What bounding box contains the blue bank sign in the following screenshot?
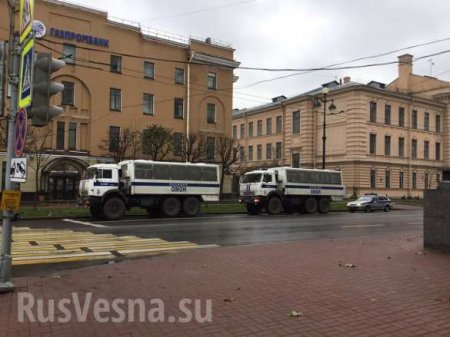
[50,28,109,48]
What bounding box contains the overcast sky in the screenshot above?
[64,0,450,110]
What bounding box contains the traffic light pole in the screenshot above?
[0,6,20,293]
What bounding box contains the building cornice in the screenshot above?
[190,52,240,69]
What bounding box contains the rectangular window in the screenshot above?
[174,98,184,119]
[110,55,122,73]
[385,170,391,189]
[276,116,282,133]
[412,110,418,129]
[240,147,245,162]
[266,143,272,160]
[369,134,377,154]
[68,122,77,150]
[424,141,429,160]
[266,118,272,135]
[248,145,253,161]
[61,81,74,105]
[370,169,376,188]
[257,120,263,136]
[173,133,183,156]
[207,103,216,123]
[143,93,154,115]
[276,142,282,160]
[292,110,300,134]
[398,137,405,157]
[175,68,185,84]
[292,153,300,168]
[412,172,417,189]
[384,135,391,156]
[398,107,405,127]
[370,101,377,123]
[240,124,245,139]
[207,72,217,89]
[248,122,254,137]
[144,62,154,79]
[384,105,391,125]
[436,115,441,133]
[63,44,76,64]
[232,125,237,139]
[206,137,215,160]
[437,173,441,184]
[425,173,429,189]
[109,126,120,152]
[424,112,430,131]
[109,88,121,111]
[436,142,441,160]
[257,145,262,160]
[412,139,417,159]
[399,171,404,189]
[56,122,65,150]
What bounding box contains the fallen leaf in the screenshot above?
[289,310,303,318]
[235,287,241,291]
[201,264,210,269]
[369,298,377,302]
[224,298,235,303]
[387,256,391,260]
[345,263,356,268]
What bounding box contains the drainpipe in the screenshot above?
[407,97,413,198]
[186,52,194,147]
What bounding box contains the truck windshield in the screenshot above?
[83,168,97,180]
[241,173,262,183]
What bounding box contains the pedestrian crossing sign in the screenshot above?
[19,0,34,43]
[18,38,34,108]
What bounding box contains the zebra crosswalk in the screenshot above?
[0,226,216,266]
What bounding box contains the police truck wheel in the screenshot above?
[161,197,181,217]
[103,198,126,220]
[304,197,318,214]
[318,197,331,214]
[183,197,200,217]
[267,197,282,215]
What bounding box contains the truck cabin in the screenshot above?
[82,166,117,183]
[241,171,276,184]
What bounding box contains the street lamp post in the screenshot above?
[318,87,336,169]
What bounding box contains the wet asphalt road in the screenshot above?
[19,209,423,247]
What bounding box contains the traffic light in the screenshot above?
[0,41,5,117]
[31,52,65,127]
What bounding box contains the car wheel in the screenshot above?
[364,205,371,213]
[350,209,355,213]
[384,205,390,212]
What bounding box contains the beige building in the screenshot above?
[0,0,239,200]
[233,54,449,198]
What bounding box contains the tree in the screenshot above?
[215,136,239,198]
[24,125,53,204]
[98,127,140,163]
[180,134,206,163]
[141,124,173,161]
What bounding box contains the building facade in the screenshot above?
[233,55,449,198]
[0,0,239,200]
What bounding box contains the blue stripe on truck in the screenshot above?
[131,182,220,188]
[285,184,345,190]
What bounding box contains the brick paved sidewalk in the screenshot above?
[1,232,450,337]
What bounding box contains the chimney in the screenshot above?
[397,54,413,92]
[205,37,212,44]
[343,76,351,84]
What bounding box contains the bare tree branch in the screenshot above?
[98,127,141,163]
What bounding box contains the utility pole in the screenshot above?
[0,0,20,293]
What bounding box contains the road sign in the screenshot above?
[10,158,28,183]
[32,20,46,39]
[19,0,34,43]
[18,39,34,109]
[15,108,28,157]
[0,190,21,212]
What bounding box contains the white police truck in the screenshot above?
[79,160,220,220]
[239,167,345,215]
